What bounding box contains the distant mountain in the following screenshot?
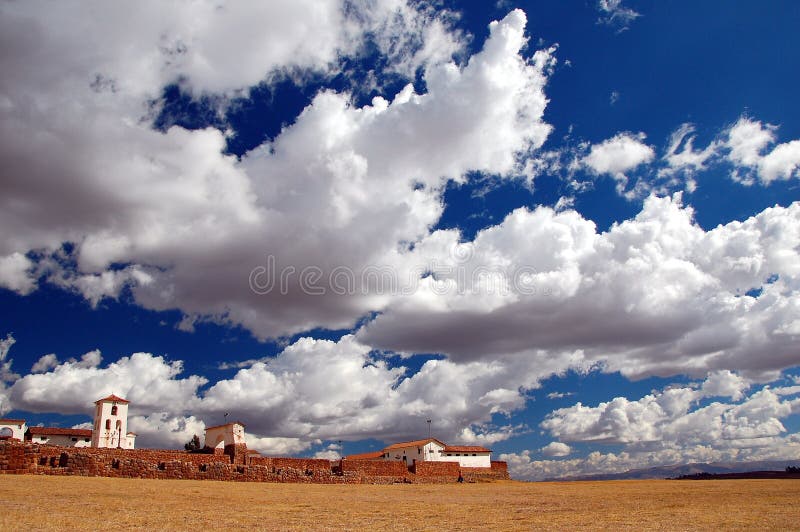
[545,460,800,482]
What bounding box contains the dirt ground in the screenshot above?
[1,475,798,530]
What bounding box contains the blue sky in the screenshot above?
[1,1,800,480]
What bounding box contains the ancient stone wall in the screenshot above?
[0,441,509,484]
[412,460,462,483]
[461,461,510,482]
[339,459,411,484]
[37,445,220,464]
[225,443,249,465]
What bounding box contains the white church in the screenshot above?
[90,394,136,449]
[0,394,136,449]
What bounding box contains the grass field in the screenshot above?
[1,475,798,530]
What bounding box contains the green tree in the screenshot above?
[184,434,201,451]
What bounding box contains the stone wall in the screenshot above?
[461,461,510,482]
[0,441,509,484]
[339,459,411,484]
[37,445,220,464]
[248,457,336,482]
[412,460,462,483]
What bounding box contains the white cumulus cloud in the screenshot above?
[3,335,542,450]
[0,253,36,295]
[9,351,206,416]
[0,6,556,341]
[360,194,800,381]
[583,132,655,197]
[503,372,800,480]
[541,374,799,447]
[0,334,20,415]
[541,441,571,457]
[723,116,800,185]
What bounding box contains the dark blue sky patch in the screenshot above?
[435,176,538,240]
[152,83,226,133]
[690,168,800,230]
[0,285,270,385]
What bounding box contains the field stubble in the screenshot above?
[1,475,798,530]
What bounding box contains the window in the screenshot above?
[111,405,118,416]
[105,419,111,430]
[40,436,46,441]
[71,437,77,442]
[84,438,90,442]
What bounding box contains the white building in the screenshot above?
[438,445,492,468]
[0,419,27,441]
[381,438,447,464]
[204,421,246,450]
[27,427,92,447]
[91,394,136,449]
[348,438,492,468]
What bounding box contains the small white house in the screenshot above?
[381,438,447,464]
[0,419,27,441]
[438,445,492,468]
[355,438,493,468]
[91,394,136,449]
[27,427,92,447]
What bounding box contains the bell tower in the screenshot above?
[92,394,134,449]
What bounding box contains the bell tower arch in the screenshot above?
[92,394,135,449]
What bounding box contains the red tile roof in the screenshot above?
[443,445,491,453]
[344,451,384,460]
[0,419,26,424]
[384,438,446,450]
[28,427,93,437]
[95,394,129,404]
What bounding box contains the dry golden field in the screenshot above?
[1,475,798,530]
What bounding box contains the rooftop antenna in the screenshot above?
[224,412,229,424]
[427,419,432,439]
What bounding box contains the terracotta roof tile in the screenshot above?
[344,451,384,460]
[0,419,26,424]
[384,438,446,450]
[443,445,491,453]
[28,427,93,437]
[95,394,129,404]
